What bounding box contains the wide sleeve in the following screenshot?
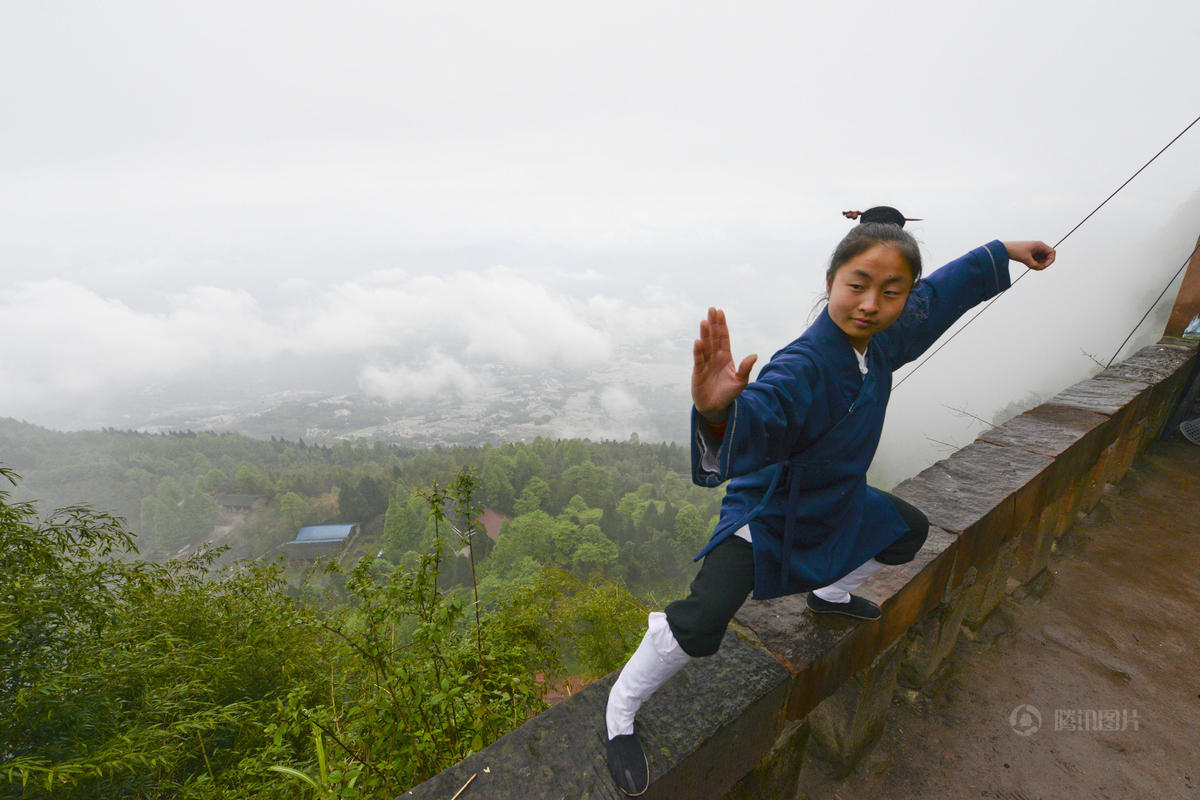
[690,350,818,487]
[875,239,1011,369]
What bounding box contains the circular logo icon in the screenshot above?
[1009,704,1042,736]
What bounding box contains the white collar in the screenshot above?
[853,346,868,375]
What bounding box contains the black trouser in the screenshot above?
[664,491,929,657]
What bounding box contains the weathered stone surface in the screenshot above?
[1108,416,1148,483]
[1049,481,1084,537]
[1099,343,1194,384]
[1101,342,1192,453]
[401,673,622,800]
[897,589,971,689]
[891,462,1006,537]
[1008,566,1055,605]
[804,643,903,774]
[977,404,1113,503]
[1143,377,1188,441]
[978,403,1110,457]
[962,534,1019,629]
[401,630,789,800]
[950,443,1053,537]
[1075,443,1114,514]
[735,526,954,671]
[734,594,844,675]
[737,598,877,723]
[1010,503,1059,585]
[1048,375,1150,419]
[718,720,810,800]
[891,442,1050,591]
[900,441,1051,533]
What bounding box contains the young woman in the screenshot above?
[604,207,1056,796]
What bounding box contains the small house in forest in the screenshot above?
[217,494,262,513]
[286,523,360,560]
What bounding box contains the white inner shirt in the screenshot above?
[853,345,868,375]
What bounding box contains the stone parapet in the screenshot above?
[402,341,1196,800]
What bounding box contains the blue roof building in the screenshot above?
[286,523,360,559]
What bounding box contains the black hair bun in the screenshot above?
[859,206,908,227]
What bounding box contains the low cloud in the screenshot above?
[0,281,279,406]
[357,355,480,402]
[0,267,690,427]
[599,385,642,419]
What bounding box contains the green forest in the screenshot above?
[0,417,724,798]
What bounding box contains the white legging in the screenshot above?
[605,557,884,739]
[810,557,885,603]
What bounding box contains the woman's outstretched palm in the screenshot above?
[692,307,757,423]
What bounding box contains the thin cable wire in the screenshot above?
[892,276,1020,389]
[1052,113,1200,251]
[1104,238,1200,368]
[894,111,1200,391]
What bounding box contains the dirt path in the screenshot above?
[799,439,1200,800]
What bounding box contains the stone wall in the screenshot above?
[402,340,1197,800]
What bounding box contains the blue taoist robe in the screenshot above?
[691,240,1011,600]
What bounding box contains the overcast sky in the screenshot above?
[3,1,1200,479]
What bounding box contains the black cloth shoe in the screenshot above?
[605,730,649,796]
[806,592,881,620]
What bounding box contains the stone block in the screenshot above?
[890,470,1001,594]
[718,720,810,800]
[1144,382,1181,441]
[1099,343,1195,385]
[1056,482,1084,537]
[1076,444,1111,514]
[803,642,903,775]
[739,596,874,725]
[1010,501,1058,586]
[893,440,1050,547]
[735,598,877,724]
[977,403,1111,504]
[1101,344,1196,443]
[890,439,1050,592]
[1048,374,1152,419]
[1030,489,1061,542]
[962,535,1019,629]
[1109,416,1147,483]
[897,587,971,689]
[1009,567,1055,605]
[402,629,789,800]
[1047,376,1151,460]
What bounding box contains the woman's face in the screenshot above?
[825,244,914,351]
